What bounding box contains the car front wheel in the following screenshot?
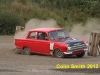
[54,49,65,58]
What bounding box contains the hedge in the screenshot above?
[0,9,21,35]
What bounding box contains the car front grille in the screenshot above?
[68,44,87,51]
[71,44,87,50]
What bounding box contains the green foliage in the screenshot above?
[0,0,100,35]
[0,9,21,35]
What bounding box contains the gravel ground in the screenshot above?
[0,36,100,75]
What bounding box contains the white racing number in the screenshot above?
[50,43,54,54]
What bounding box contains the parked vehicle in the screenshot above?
[14,28,88,58]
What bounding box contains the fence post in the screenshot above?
[88,32,100,56]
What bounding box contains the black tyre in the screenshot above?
[22,47,32,55]
[76,52,85,58]
[54,49,64,58]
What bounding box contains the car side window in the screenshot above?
[37,32,48,40]
[28,32,37,38]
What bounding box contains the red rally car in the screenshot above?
[14,28,88,58]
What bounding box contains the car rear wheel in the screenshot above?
[54,49,64,58]
[76,52,85,58]
[22,47,32,55]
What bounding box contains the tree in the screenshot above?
[0,9,21,35]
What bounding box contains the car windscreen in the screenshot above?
[49,30,69,40]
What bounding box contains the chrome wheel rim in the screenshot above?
[55,50,63,57]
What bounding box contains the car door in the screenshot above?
[35,32,50,54]
[27,31,38,52]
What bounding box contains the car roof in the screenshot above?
[29,28,63,32]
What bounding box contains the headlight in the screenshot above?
[85,41,88,46]
[67,46,72,50]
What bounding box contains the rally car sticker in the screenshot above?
[50,43,54,54]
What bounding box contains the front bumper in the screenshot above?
[64,48,88,55]
[64,52,72,54]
